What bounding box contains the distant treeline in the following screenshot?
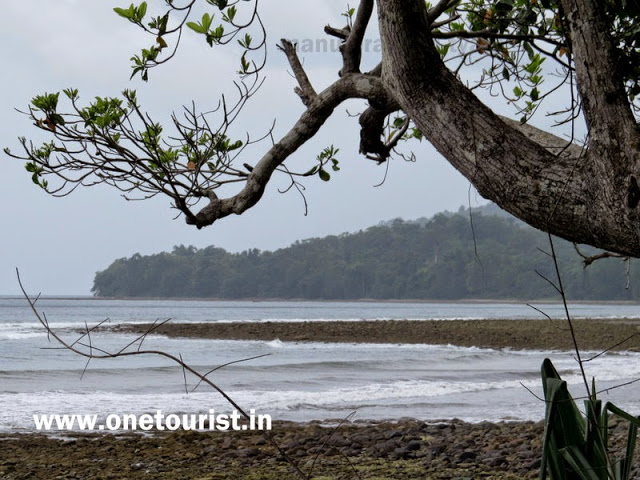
[92,206,639,300]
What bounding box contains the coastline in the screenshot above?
[4,294,640,305]
[3,417,637,479]
[7,316,640,478]
[1,419,545,479]
[116,318,640,351]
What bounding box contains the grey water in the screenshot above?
[1,297,640,432]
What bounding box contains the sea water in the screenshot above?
[1,297,640,432]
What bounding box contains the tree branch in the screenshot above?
[427,0,457,25]
[559,0,638,148]
[376,0,640,256]
[573,244,628,267]
[277,39,318,106]
[339,0,375,75]
[431,29,564,47]
[186,73,394,228]
[17,270,308,479]
[324,25,350,41]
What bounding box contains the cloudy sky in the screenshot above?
[1,1,485,295]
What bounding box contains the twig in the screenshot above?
[547,233,591,396]
[307,411,360,479]
[16,269,307,479]
[573,243,627,267]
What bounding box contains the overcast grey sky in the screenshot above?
[1,1,484,295]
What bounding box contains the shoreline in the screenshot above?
[6,319,640,477]
[4,294,640,305]
[116,318,640,351]
[3,417,636,479]
[0,419,546,479]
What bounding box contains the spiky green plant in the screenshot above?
[540,358,640,480]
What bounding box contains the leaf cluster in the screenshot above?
[541,358,640,480]
[303,145,340,182]
[113,0,265,81]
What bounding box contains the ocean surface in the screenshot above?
[2,297,640,433]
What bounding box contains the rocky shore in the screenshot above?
[4,417,637,479]
[117,318,640,351]
[1,419,547,479]
[5,318,640,479]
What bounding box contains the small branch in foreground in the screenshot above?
[547,233,590,396]
[16,269,307,479]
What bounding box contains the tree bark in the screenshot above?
[376,0,640,257]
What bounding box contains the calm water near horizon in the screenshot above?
[1,298,640,433]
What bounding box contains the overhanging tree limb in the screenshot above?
[377,0,640,257]
[187,71,395,228]
[8,0,640,257]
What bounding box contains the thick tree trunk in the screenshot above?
[377,0,640,257]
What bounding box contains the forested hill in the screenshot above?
[92,205,639,300]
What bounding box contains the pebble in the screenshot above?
[1,418,637,479]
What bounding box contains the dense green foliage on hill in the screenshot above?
[92,206,639,300]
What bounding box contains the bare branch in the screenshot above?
[573,244,628,267]
[427,0,457,25]
[324,25,350,41]
[16,269,307,479]
[339,0,375,75]
[186,72,395,228]
[430,14,460,30]
[277,40,318,106]
[431,29,564,48]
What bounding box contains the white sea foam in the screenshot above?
[2,379,529,431]
[264,339,285,348]
[0,331,47,340]
[213,316,491,323]
[4,300,640,432]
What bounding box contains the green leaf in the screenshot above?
[63,88,79,100]
[318,169,330,181]
[523,41,534,59]
[225,5,237,22]
[50,114,65,126]
[201,12,213,31]
[137,1,147,20]
[228,140,243,151]
[113,5,134,20]
[159,13,169,34]
[32,92,60,113]
[530,88,539,101]
[436,43,450,58]
[186,22,206,34]
[559,446,602,480]
[239,33,252,48]
[207,25,224,45]
[239,52,250,73]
